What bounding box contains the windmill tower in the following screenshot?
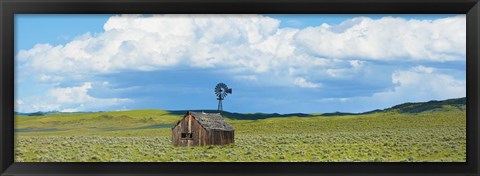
[214,83,232,112]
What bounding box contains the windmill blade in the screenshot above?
[215,84,224,97]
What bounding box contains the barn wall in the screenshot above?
[206,130,234,145]
[192,116,207,146]
[172,114,208,146]
[172,124,182,146]
[173,113,235,146]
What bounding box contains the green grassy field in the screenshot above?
[14,106,466,162]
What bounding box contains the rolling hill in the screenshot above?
[15,97,466,120]
[322,97,466,116]
[383,97,465,113]
[13,97,466,135]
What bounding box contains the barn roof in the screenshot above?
[189,111,234,131]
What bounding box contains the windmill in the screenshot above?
[215,83,232,112]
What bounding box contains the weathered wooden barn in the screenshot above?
[172,111,234,146]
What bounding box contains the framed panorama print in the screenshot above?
[1,0,479,175]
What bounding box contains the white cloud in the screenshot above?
[39,74,64,82]
[352,66,465,110]
[16,83,131,113]
[316,97,350,103]
[15,15,466,112]
[293,77,320,88]
[30,103,61,112]
[14,99,24,112]
[326,69,344,78]
[294,16,465,61]
[15,99,24,105]
[235,75,258,81]
[316,65,465,113]
[413,65,434,73]
[349,60,363,69]
[16,15,465,85]
[285,20,303,27]
[325,59,364,78]
[385,66,465,100]
[49,82,93,104]
[61,108,79,113]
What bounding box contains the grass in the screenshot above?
[14,109,466,162]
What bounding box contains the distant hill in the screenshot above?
[169,97,465,119]
[383,97,466,113]
[322,97,466,116]
[14,111,92,116]
[167,110,314,120]
[14,97,466,134]
[14,111,62,116]
[321,109,383,116]
[15,97,466,119]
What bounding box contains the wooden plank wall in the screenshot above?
[206,130,234,145]
[172,114,234,146]
[173,115,209,146]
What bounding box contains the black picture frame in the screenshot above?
[1,0,479,175]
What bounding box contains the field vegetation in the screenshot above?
[15,103,466,162]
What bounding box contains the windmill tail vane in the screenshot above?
[214,83,232,112]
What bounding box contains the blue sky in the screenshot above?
[14,14,466,113]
